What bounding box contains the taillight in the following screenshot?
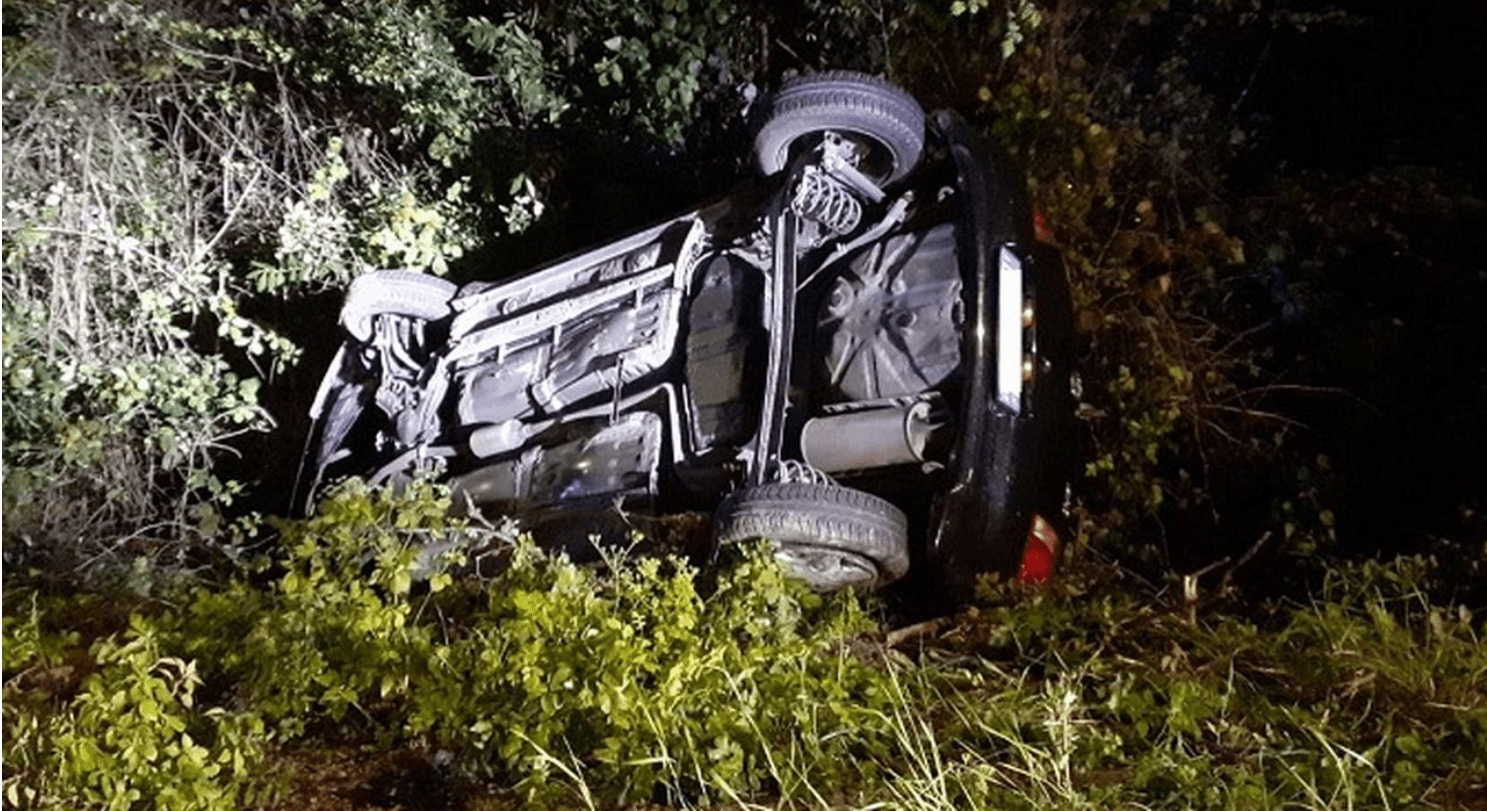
[1018,514,1060,583]
[1033,211,1053,243]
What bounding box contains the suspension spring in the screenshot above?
[791,165,862,235]
[775,458,836,486]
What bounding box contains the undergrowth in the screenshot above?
[5,484,1484,809]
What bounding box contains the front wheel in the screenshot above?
[714,481,910,591]
[754,71,926,186]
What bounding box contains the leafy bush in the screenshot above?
[6,483,1482,808]
[869,552,1487,811]
[1,43,280,570]
[1,0,494,574]
[164,481,902,806]
[3,604,268,810]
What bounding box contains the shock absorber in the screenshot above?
[791,164,862,235]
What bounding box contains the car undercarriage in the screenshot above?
[300,71,1075,598]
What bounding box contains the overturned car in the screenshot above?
[299,71,1075,598]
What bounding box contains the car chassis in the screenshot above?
[300,72,1075,598]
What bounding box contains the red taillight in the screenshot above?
[1018,514,1060,583]
[1033,211,1053,243]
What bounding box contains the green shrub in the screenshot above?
[160,481,900,806]
[6,482,1482,809]
[410,538,892,805]
[0,60,282,568]
[3,605,268,810]
[933,555,1487,809]
[0,1,485,574]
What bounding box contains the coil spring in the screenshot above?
[791,165,861,235]
[776,458,836,486]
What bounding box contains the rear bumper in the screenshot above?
[924,111,1075,598]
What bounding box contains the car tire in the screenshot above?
[754,71,926,185]
[714,481,911,591]
[341,270,457,343]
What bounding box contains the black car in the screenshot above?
[300,71,1075,598]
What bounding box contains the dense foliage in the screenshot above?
[5,483,1484,808]
[4,0,1483,808]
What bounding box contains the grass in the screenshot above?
[4,494,1485,809]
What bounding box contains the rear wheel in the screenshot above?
[754,71,926,186]
[715,481,910,591]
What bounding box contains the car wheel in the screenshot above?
[341,270,457,343]
[754,71,926,185]
[714,481,911,591]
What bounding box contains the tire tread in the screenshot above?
[341,270,457,342]
[754,71,926,183]
[715,481,910,588]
